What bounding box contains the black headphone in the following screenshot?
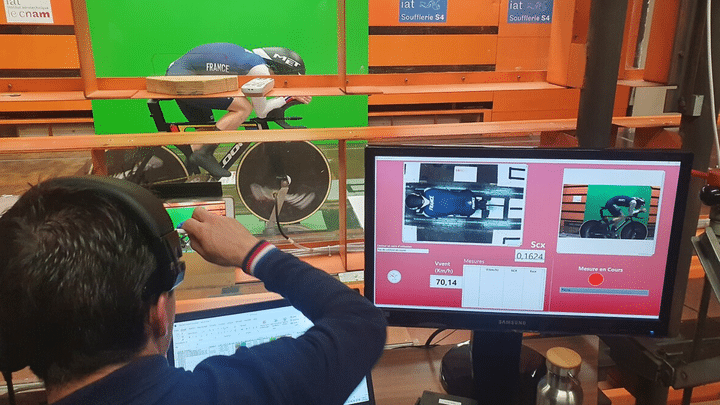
[0,176,185,377]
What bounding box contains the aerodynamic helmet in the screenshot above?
[634,197,646,207]
[405,193,425,209]
[252,47,306,75]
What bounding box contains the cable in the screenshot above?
[708,0,720,167]
[273,194,291,240]
[423,328,448,347]
[273,194,321,253]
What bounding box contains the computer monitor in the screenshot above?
[364,145,693,402]
[168,299,375,405]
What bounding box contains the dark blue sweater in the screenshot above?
[53,246,387,404]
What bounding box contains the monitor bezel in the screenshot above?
[364,145,693,337]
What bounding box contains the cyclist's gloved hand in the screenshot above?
[289,96,312,105]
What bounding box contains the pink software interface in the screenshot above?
[371,155,684,319]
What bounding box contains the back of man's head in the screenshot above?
[0,180,157,387]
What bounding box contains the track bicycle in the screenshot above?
[578,207,649,239]
[102,99,332,227]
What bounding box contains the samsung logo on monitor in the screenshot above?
[499,320,526,326]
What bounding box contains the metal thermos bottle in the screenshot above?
[536,347,584,405]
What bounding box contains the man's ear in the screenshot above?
[148,292,174,339]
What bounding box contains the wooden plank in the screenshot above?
[0,0,74,24]
[369,0,499,26]
[146,76,238,96]
[0,35,79,69]
[369,35,497,66]
[495,36,550,71]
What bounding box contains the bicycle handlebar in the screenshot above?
[249,99,305,129]
[599,207,646,218]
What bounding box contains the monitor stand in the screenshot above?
[440,331,546,404]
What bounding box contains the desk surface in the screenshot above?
[372,332,599,405]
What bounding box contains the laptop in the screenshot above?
[168,299,376,405]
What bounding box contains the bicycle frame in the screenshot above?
[147,98,305,175]
[598,207,646,238]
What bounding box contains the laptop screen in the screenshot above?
[168,299,375,405]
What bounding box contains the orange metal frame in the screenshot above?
[2,0,688,270]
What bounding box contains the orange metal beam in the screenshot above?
[0,35,80,70]
[337,0,347,91]
[0,115,689,154]
[0,119,582,154]
[70,0,97,96]
[338,139,348,270]
[2,73,562,102]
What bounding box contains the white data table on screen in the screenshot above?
[462,265,547,310]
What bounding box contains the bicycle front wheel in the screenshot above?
[103,146,188,186]
[580,220,609,238]
[580,220,601,238]
[620,222,648,240]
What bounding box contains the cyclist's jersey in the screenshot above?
[166,43,265,76]
[603,195,642,216]
[604,195,640,208]
[166,43,286,119]
[419,188,476,217]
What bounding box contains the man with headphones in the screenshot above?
[0,176,386,405]
[165,43,312,178]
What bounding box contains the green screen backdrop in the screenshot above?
[86,0,369,134]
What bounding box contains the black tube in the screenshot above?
[576,0,630,148]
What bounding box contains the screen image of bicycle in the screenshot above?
[556,168,665,257]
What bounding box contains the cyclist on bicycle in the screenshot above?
[405,187,489,218]
[166,42,312,178]
[603,195,646,228]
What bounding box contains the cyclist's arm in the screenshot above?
[244,65,310,118]
[251,96,292,119]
